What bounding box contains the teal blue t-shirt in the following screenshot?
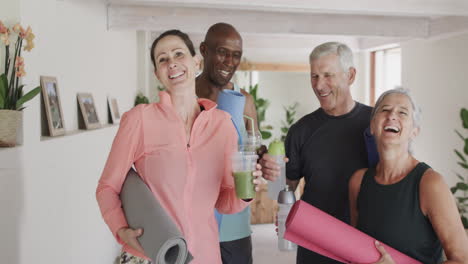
[219,206,252,242]
[218,83,252,242]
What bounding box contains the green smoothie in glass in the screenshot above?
[233,171,255,199]
[231,151,258,199]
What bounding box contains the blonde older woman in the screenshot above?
[96,30,262,264]
[349,88,468,264]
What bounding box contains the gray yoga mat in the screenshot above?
[120,168,193,264]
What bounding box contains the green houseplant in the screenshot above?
[134,92,149,106]
[0,21,41,147]
[247,83,273,140]
[280,102,299,141]
[451,108,468,228]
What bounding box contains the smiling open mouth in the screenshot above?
[384,126,400,133]
[219,70,231,77]
[169,72,184,79]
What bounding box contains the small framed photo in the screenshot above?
[77,93,101,129]
[40,76,65,136]
[107,96,121,124]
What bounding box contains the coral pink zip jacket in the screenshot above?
[96,91,249,263]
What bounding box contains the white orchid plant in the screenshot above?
[0,20,40,110]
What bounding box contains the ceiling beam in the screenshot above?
[108,4,430,38]
[108,0,468,17]
[429,16,468,38]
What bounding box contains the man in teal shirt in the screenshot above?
[196,22,281,264]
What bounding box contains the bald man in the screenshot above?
[196,23,281,264]
[196,23,257,132]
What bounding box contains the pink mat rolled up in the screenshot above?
[284,200,421,264]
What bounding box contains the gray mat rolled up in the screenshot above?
[120,168,193,264]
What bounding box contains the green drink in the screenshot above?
[232,151,258,200]
[233,171,255,199]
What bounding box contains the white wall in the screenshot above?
[256,71,317,145]
[0,1,138,263]
[401,33,468,187]
[353,51,371,105]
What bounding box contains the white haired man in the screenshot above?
[283,42,373,264]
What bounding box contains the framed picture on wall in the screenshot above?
[40,76,66,136]
[107,96,121,124]
[77,93,101,129]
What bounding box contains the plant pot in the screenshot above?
[0,110,23,147]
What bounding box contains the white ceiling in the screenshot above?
[106,0,468,64]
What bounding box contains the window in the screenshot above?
[370,48,401,105]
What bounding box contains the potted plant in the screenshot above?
[280,102,299,141]
[451,108,468,232]
[247,83,273,140]
[134,92,149,106]
[0,21,40,147]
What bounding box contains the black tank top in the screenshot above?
[357,162,442,264]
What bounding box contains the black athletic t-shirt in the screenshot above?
[285,102,372,223]
[285,102,372,264]
[286,102,372,222]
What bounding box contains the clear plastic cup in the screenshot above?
[231,151,258,199]
[239,130,262,153]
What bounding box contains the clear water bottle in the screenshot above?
[277,185,297,251]
[267,140,286,200]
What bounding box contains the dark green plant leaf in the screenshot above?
[134,94,149,106]
[281,102,299,140]
[260,130,272,140]
[16,86,40,109]
[451,186,457,194]
[257,111,266,123]
[462,216,468,229]
[247,84,258,99]
[455,149,467,162]
[0,74,9,108]
[465,138,468,156]
[458,161,468,169]
[0,74,6,102]
[458,197,468,203]
[457,173,465,181]
[256,98,267,106]
[16,84,25,102]
[456,129,464,141]
[456,182,468,191]
[461,108,468,129]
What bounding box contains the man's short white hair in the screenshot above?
[309,42,354,72]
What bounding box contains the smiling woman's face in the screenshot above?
[371,93,419,149]
[153,35,199,95]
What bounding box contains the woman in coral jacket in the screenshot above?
[96,29,262,264]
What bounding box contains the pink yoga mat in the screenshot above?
[284,200,422,264]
